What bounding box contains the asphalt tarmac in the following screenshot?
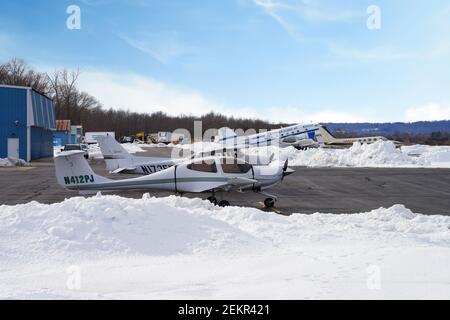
[1,147,449,215]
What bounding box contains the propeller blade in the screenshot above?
[283,159,288,172]
[281,159,294,181]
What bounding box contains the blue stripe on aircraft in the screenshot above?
[219,128,319,142]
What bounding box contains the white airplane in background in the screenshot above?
[97,135,178,174]
[215,123,321,149]
[54,150,294,208]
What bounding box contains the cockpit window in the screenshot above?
[187,161,217,173]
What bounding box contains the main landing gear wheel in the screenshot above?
[264,198,275,208]
[218,200,230,207]
[207,196,217,205]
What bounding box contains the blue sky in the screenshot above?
[1,0,450,123]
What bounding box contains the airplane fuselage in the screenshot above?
[217,123,320,148]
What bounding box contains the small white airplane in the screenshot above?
[54,150,293,208]
[215,123,321,149]
[97,135,275,175]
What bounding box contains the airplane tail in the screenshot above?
[96,135,134,171]
[317,125,336,144]
[54,151,111,190]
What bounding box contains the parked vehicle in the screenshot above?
[85,132,115,144]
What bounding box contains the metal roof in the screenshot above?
[56,120,71,132]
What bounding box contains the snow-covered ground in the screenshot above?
[0,158,30,167]
[242,141,450,168]
[1,195,449,299]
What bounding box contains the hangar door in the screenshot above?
[7,138,20,159]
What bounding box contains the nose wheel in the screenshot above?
[264,198,275,208]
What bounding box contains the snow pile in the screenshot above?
[282,141,429,167]
[0,195,259,263]
[0,157,30,167]
[176,140,450,168]
[402,144,450,167]
[1,195,450,299]
[2,195,449,263]
[242,141,426,167]
[121,143,145,154]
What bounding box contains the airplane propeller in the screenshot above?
[281,159,294,180]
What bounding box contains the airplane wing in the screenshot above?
[110,167,137,174]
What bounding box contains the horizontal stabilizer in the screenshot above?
[111,167,137,174]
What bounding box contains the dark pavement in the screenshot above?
[1,149,449,215]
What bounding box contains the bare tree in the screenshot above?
[1,58,287,137]
[0,58,50,94]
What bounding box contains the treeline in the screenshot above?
[327,122,450,145]
[325,121,450,136]
[0,58,284,137]
[332,130,450,145]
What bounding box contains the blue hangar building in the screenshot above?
[0,84,56,161]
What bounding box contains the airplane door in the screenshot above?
[7,138,19,159]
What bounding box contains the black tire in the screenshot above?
[264,198,275,208]
[218,200,230,207]
[207,196,217,205]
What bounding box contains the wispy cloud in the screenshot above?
[252,0,361,40]
[0,32,12,61]
[120,32,198,64]
[74,68,369,123]
[252,0,300,39]
[328,43,415,62]
[406,103,450,122]
[78,69,221,115]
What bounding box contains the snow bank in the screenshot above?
[282,141,429,167]
[0,158,30,167]
[122,143,145,154]
[174,140,450,168]
[402,144,450,167]
[244,141,450,168]
[1,195,450,299]
[2,195,449,264]
[0,195,261,263]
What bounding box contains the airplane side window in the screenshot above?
[221,163,242,174]
[221,162,252,174]
[238,163,252,173]
[187,161,217,173]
